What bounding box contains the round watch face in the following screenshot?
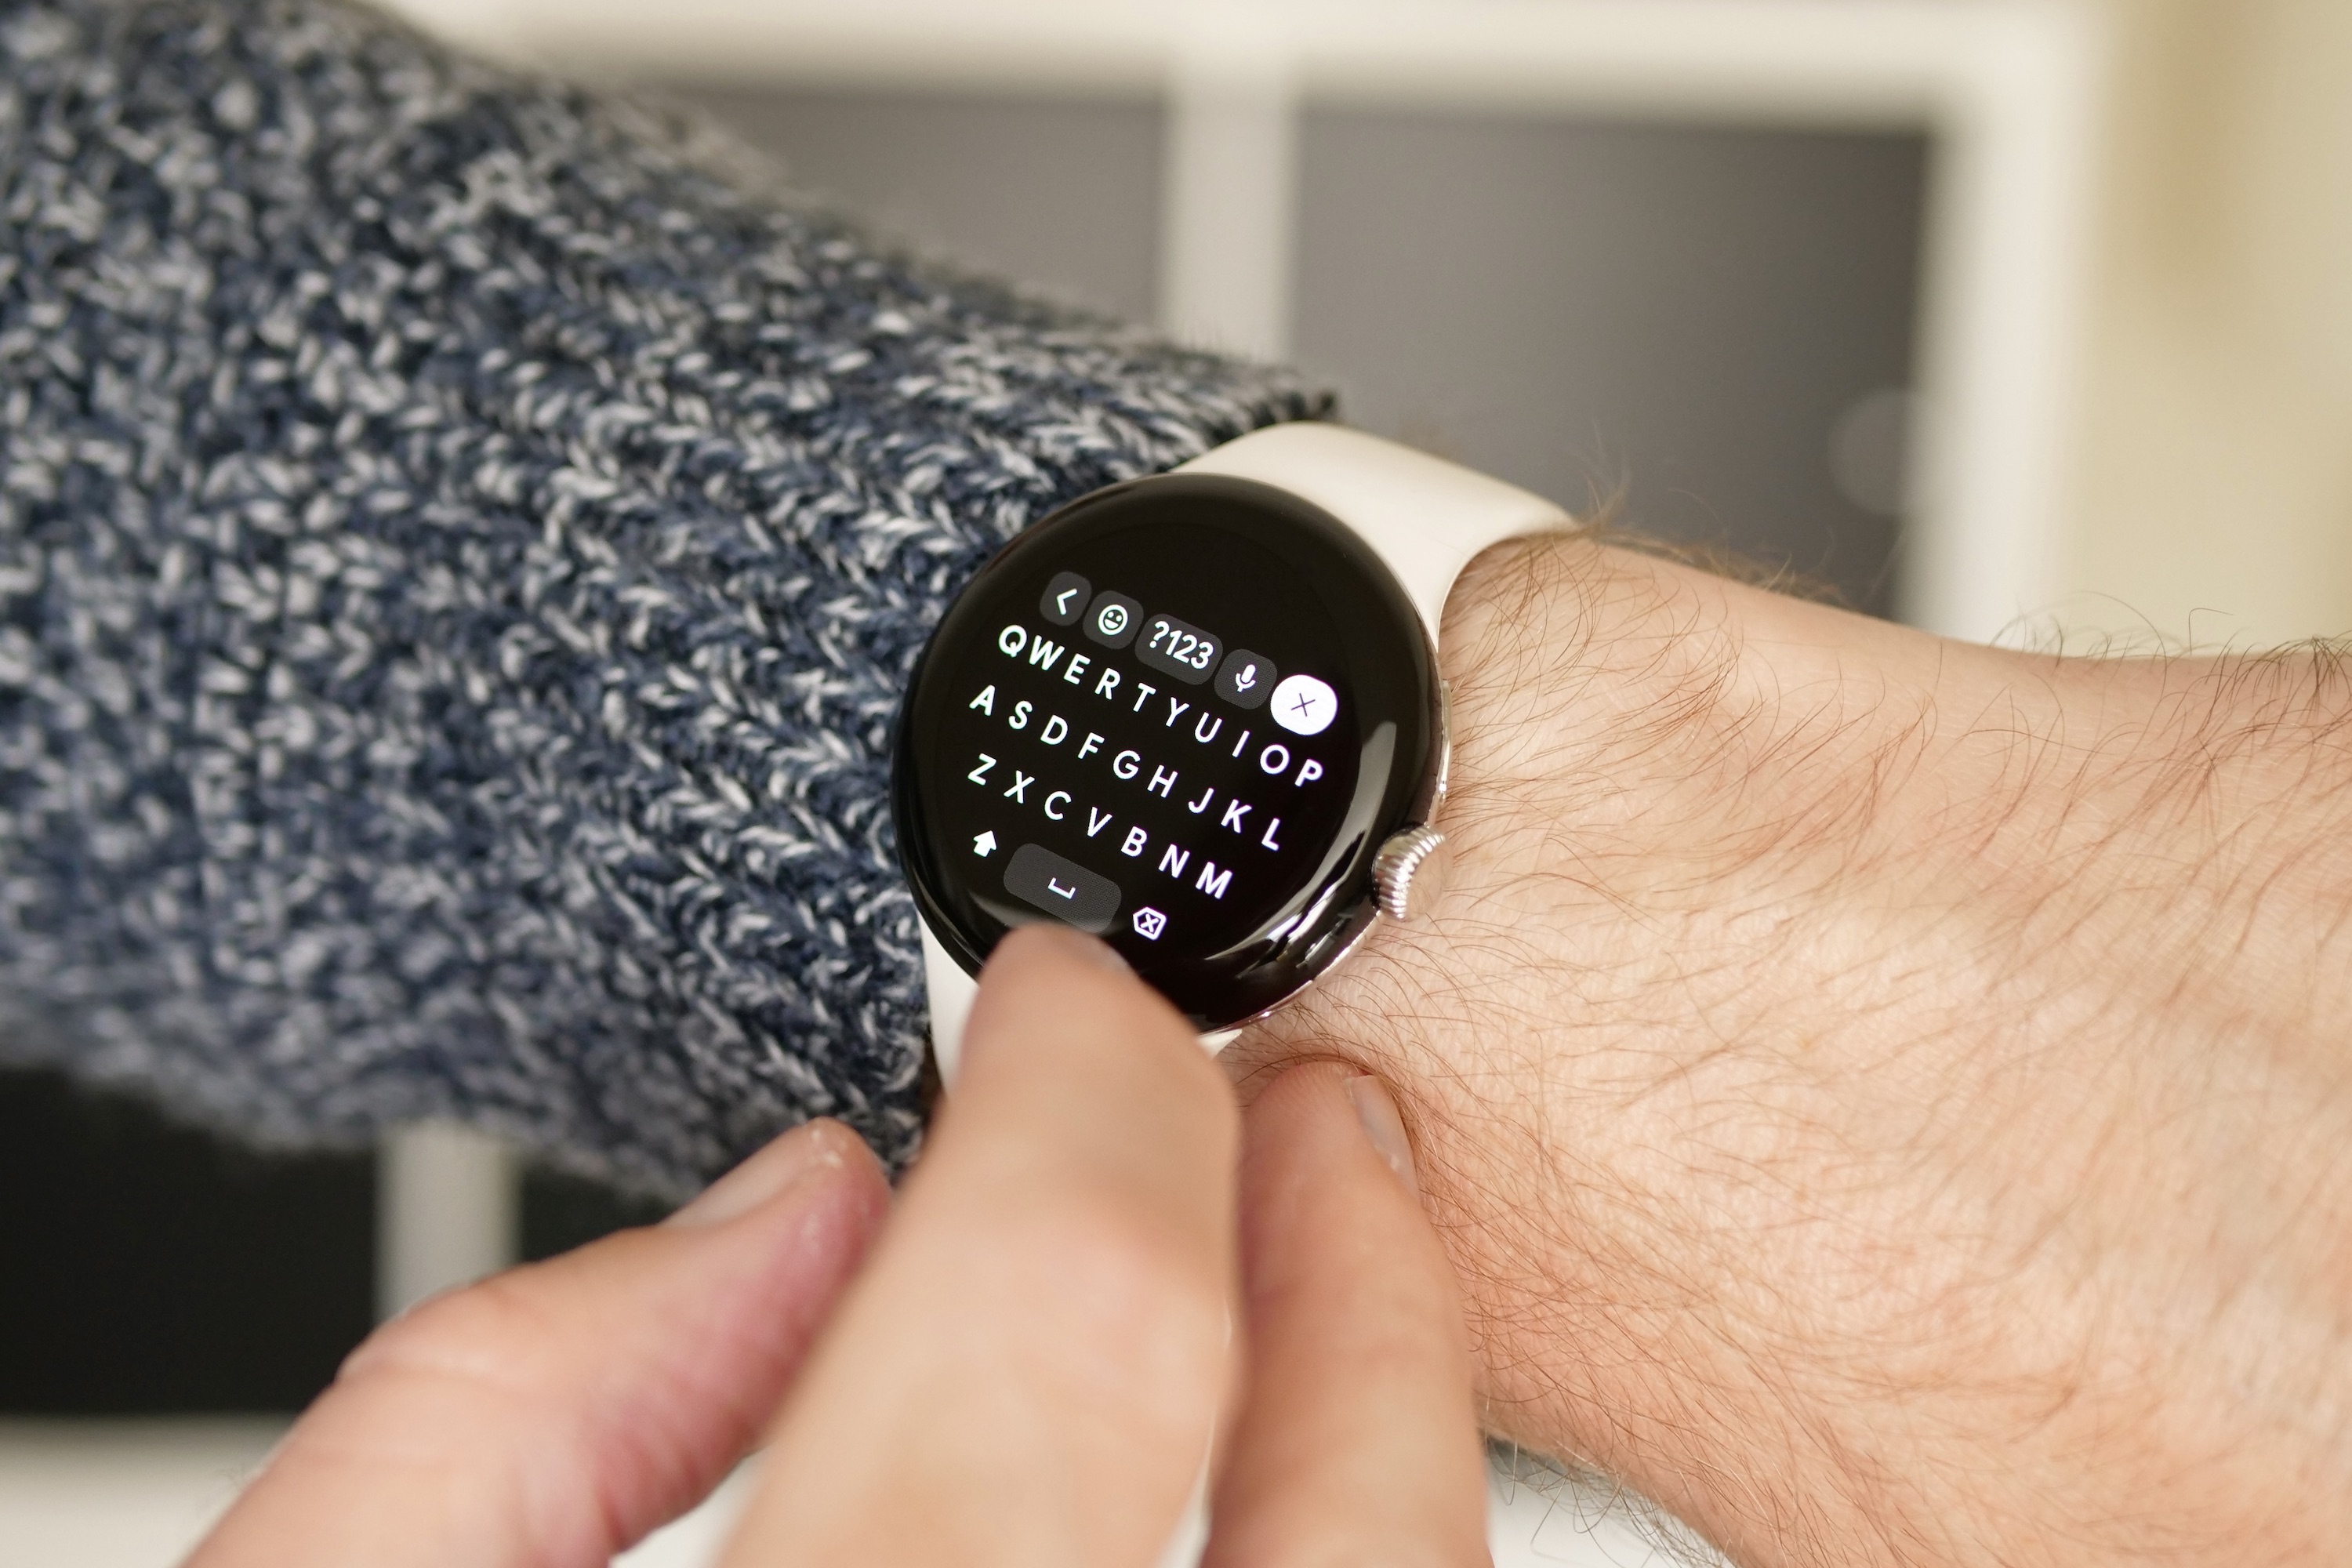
[892,472,1440,1031]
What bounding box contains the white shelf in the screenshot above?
[0,1423,1707,1568]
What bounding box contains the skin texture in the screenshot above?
[188,927,1490,1568]
[1229,535,2352,1566]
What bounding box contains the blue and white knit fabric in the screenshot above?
[0,0,1324,1192]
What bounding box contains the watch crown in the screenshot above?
[1371,825,1450,922]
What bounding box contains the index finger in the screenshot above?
[721,924,1238,1568]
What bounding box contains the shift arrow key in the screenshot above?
[972,830,999,858]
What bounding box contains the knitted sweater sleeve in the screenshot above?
[0,0,1327,1192]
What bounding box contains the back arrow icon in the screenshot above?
[972,830,999,857]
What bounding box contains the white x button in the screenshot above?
[1269,673,1338,737]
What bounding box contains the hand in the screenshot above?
[187,925,1488,1567]
[1232,535,2352,1565]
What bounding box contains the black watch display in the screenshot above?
[892,472,1440,1031]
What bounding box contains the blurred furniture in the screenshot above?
[361,0,2104,1379]
[385,0,2105,640]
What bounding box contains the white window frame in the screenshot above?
[387,0,2106,643]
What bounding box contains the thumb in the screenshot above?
[190,1118,890,1568]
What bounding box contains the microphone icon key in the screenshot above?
[1215,648,1276,710]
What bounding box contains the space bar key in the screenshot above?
[1003,844,1121,935]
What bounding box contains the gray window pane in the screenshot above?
[683,85,1163,325]
[1294,111,1926,615]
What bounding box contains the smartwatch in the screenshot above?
[891,423,1572,1078]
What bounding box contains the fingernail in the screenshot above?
[1023,923,1131,976]
[1345,1074,1420,1198]
[668,1120,846,1228]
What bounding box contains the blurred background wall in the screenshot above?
[2063,0,2352,646]
[690,80,1929,611]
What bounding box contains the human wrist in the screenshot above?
[1231,535,2352,1564]
[1235,533,1926,1555]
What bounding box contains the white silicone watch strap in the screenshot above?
[922,922,979,1081]
[920,424,1572,1081]
[1175,423,1572,637]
